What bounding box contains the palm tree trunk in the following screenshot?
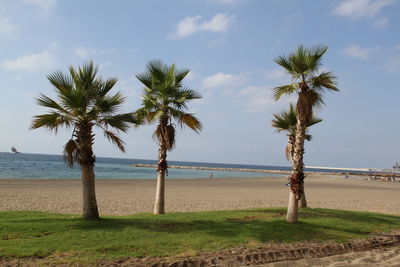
[286,191,298,222]
[286,116,306,223]
[299,183,307,208]
[81,164,99,219]
[288,134,307,208]
[77,122,99,219]
[154,144,167,215]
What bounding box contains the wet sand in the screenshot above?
[0,174,399,215]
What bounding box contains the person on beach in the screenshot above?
[210,173,213,179]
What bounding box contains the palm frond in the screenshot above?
[135,60,202,150]
[305,89,325,111]
[36,94,67,113]
[33,61,132,161]
[63,139,79,168]
[310,71,339,92]
[98,113,137,132]
[307,116,322,128]
[271,103,296,134]
[285,143,293,161]
[305,134,313,141]
[92,92,126,115]
[175,69,190,84]
[47,70,74,95]
[31,112,73,132]
[103,130,125,152]
[178,113,202,133]
[273,84,298,101]
[274,55,294,74]
[153,123,176,151]
[99,77,118,97]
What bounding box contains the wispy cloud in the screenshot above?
[382,55,400,73]
[265,68,287,80]
[73,46,116,59]
[0,15,18,36]
[331,0,397,19]
[22,0,58,10]
[171,13,235,39]
[201,72,246,89]
[0,0,7,13]
[74,47,97,58]
[2,50,55,72]
[237,86,277,113]
[341,44,377,59]
[373,17,389,28]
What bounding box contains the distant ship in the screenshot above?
[394,162,400,169]
[10,146,21,154]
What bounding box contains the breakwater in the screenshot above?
[132,164,400,182]
[131,164,291,174]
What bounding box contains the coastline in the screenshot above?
[133,164,400,182]
[1,174,400,215]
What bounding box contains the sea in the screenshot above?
[0,152,374,180]
[0,152,287,179]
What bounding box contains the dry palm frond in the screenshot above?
[63,139,79,168]
[103,130,125,152]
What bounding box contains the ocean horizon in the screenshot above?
[0,152,289,179]
[0,152,376,179]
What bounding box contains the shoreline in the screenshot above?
[1,175,400,215]
[132,164,400,182]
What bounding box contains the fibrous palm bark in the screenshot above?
[77,122,99,219]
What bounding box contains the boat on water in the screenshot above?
[10,146,21,154]
[394,162,400,169]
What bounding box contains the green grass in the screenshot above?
[0,208,399,264]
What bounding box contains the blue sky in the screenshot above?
[0,0,399,168]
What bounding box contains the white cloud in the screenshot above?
[22,0,58,10]
[237,86,276,113]
[201,72,246,89]
[382,55,400,73]
[171,13,235,39]
[0,15,18,35]
[341,45,377,59]
[0,0,7,13]
[2,51,55,72]
[74,47,97,58]
[373,17,389,28]
[332,0,397,19]
[73,47,115,58]
[265,68,287,80]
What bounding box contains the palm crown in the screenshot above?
[273,45,338,122]
[31,61,136,166]
[272,103,322,161]
[272,103,322,139]
[135,60,202,151]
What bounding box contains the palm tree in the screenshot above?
[272,103,322,208]
[31,61,136,219]
[134,60,202,215]
[273,45,338,223]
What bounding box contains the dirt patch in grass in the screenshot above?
[2,231,399,267]
[226,216,266,222]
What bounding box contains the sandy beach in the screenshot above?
[1,174,400,266]
[0,174,399,215]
